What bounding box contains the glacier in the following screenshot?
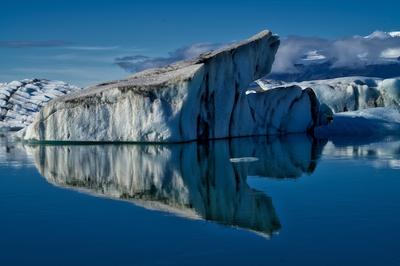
[0,79,80,131]
[19,30,326,143]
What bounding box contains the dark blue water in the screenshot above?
[1,135,399,266]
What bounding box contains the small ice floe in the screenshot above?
[229,157,259,163]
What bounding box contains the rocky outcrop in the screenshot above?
[0,79,80,131]
[20,30,323,143]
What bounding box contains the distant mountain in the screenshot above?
[268,30,400,81]
[268,61,400,82]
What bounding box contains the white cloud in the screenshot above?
[114,42,228,72]
[65,45,120,51]
[272,30,400,73]
[381,48,400,59]
[114,30,400,77]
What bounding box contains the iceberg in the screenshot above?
[258,77,400,138]
[258,77,400,113]
[20,30,324,143]
[0,79,80,131]
[314,107,400,137]
[322,136,400,169]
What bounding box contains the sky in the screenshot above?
[1,0,399,86]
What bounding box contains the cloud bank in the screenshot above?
[272,31,400,74]
[114,42,227,72]
[114,30,400,81]
[0,40,121,51]
[0,40,71,48]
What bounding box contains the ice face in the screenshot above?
[379,78,400,106]
[257,77,400,138]
[259,76,400,112]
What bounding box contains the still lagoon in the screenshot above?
[1,134,399,265]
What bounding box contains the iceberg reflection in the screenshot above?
[27,135,322,236]
[322,137,400,169]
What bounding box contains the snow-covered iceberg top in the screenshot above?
[0,79,80,131]
[19,30,324,143]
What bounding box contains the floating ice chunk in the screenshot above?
[315,107,400,137]
[230,157,260,163]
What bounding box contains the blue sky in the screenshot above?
[1,0,399,86]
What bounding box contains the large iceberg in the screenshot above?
[0,79,80,131]
[20,30,324,143]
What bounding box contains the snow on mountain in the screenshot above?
[0,79,81,131]
[390,32,400,38]
[269,30,400,82]
[364,31,400,39]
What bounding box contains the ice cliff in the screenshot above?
[257,77,400,137]
[20,30,324,143]
[258,77,400,112]
[0,79,80,131]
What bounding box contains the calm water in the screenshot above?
[1,134,399,266]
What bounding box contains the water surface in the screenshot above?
[1,135,399,265]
